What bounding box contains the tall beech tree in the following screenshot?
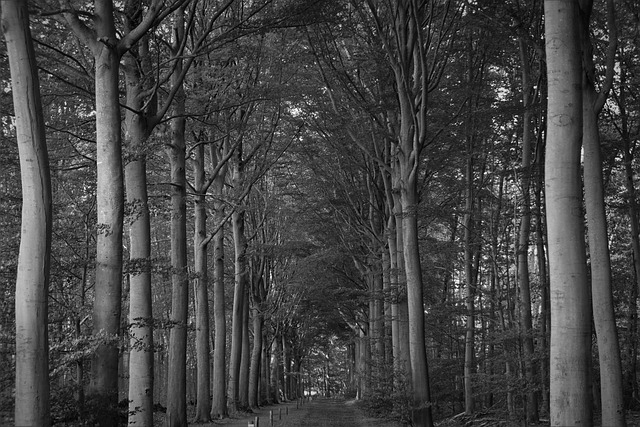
[516,27,540,424]
[228,139,250,413]
[166,7,189,426]
[365,1,459,424]
[210,134,231,419]
[122,3,155,423]
[578,1,625,424]
[121,1,234,421]
[60,1,125,413]
[544,0,592,424]
[3,1,53,425]
[53,0,184,417]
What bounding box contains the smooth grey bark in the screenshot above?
[57,1,179,419]
[86,2,125,414]
[122,10,155,420]
[229,145,249,413]
[249,257,267,408]
[248,303,264,407]
[239,285,251,407]
[210,162,229,419]
[124,77,154,427]
[193,140,211,422]
[579,1,625,424]
[463,147,475,415]
[392,170,411,377]
[3,2,52,424]
[544,1,592,424]
[166,8,188,426]
[535,161,550,415]
[516,36,538,423]
[365,1,458,423]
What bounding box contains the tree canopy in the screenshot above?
[2,0,640,426]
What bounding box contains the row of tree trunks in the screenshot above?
[9,1,633,425]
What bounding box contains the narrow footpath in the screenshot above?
[211,397,404,427]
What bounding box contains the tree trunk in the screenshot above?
[210,168,228,418]
[193,141,211,421]
[124,76,154,427]
[248,304,264,408]
[282,334,291,400]
[517,37,539,423]
[239,286,251,408]
[122,20,155,423]
[166,9,188,426]
[271,334,282,403]
[229,150,249,413]
[583,91,625,426]
[544,2,592,424]
[401,178,433,426]
[372,261,385,369]
[463,145,475,415]
[90,2,125,418]
[621,96,640,408]
[3,2,52,424]
[262,332,271,404]
[535,163,551,416]
[392,184,411,378]
[579,2,625,423]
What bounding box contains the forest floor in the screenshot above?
[152,399,640,426]
[186,397,405,427]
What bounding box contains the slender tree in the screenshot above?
[3,1,52,425]
[579,0,625,424]
[365,1,459,423]
[192,136,211,421]
[123,3,155,424]
[166,6,189,426]
[516,33,539,423]
[229,141,249,413]
[210,137,231,419]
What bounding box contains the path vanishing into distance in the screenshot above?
[198,397,404,427]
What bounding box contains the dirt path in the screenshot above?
[204,397,404,427]
[295,398,403,427]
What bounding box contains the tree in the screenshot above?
[578,1,625,424]
[191,133,212,421]
[166,6,189,426]
[228,140,250,413]
[54,1,182,418]
[516,24,540,424]
[366,1,459,424]
[210,135,231,419]
[3,1,53,425]
[544,0,592,424]
[123,3,155,424]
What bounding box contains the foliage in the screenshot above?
[2,0,640,424]
[360,361,413,425]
